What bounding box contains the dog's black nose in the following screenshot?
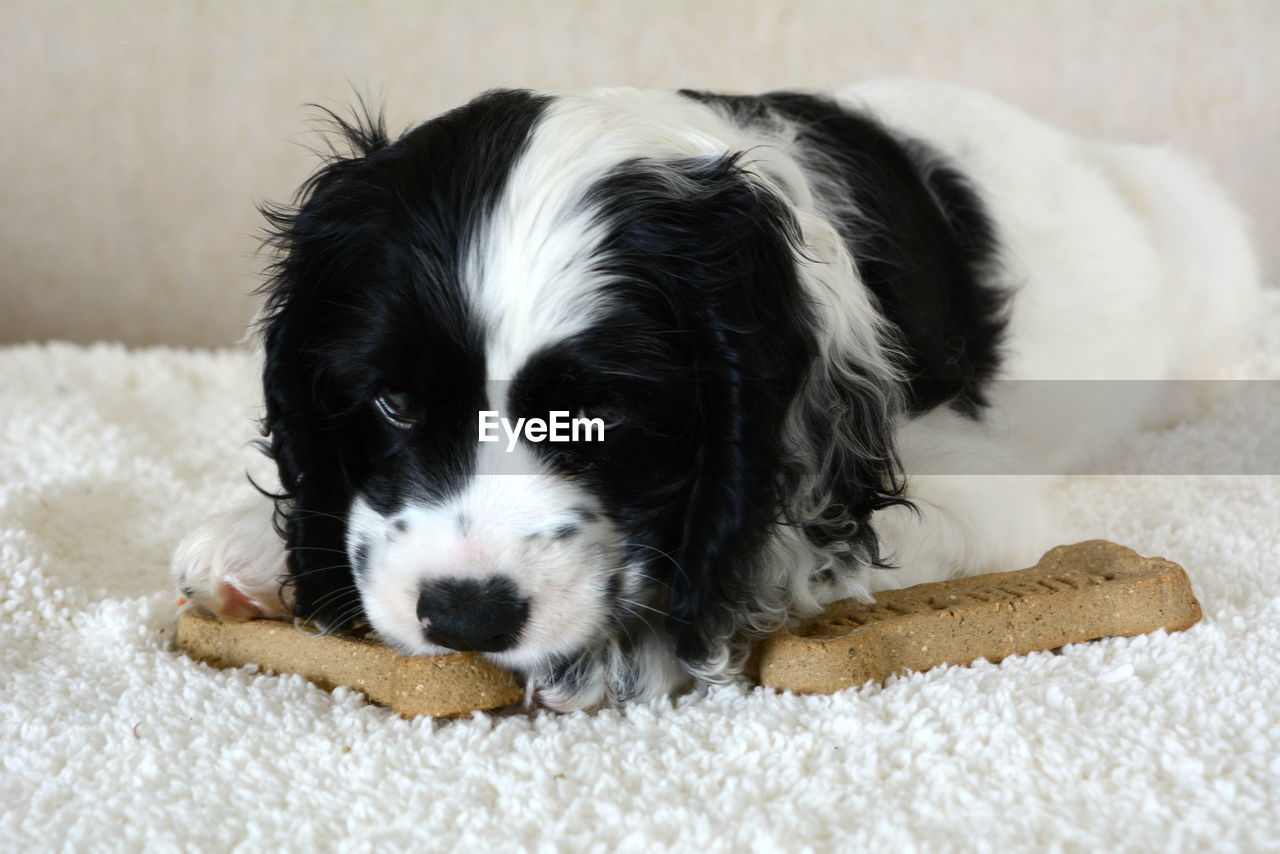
[416,576,528,653]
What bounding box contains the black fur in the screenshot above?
[514,154,901,667]
[257,89,550,628]
[682,90,1007,416]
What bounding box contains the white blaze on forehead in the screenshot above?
[466,88,805,381]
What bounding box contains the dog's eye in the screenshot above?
[374,389,418,427]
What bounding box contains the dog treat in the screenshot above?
[755,540,1202,694]
[173,609,523,718]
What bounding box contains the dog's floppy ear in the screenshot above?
[657,159,815,673]
[257,297,362,630]
[253,108,391,629]
[589,154,905,677]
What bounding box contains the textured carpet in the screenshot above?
[2,292,1278,852]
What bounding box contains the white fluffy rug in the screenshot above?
[3,293,1279,852]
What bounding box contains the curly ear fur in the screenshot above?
[253,106,392,630]
[585,154,907,680]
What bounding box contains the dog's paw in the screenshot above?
[171,500,292,620]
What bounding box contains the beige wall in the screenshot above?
[2,0,1276,346]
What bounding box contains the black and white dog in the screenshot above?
[173,80,1257,711]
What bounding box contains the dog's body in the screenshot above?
[173,80,1258,711]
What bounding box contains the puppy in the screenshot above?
[173,80,1258,711]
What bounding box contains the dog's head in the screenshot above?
[258,89,902,709]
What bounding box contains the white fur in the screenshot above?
[841,80,1259,590]
[171,500,289,619]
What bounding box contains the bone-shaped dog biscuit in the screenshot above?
[174,540,1198,712]
[173,610,523,717]
[754,539,1202,693]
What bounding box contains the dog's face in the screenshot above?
[258,90,896,708]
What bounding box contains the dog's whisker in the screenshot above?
[615,596,664,619]
[285,545,351,556]
[315,603,366,634]
[283,508,349,524]
[301,583,361,620]
[614,543,682,589]
[283,563,353,580]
